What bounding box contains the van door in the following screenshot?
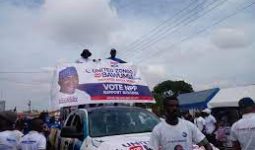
[61,110,87,150]
[72,110,88,150]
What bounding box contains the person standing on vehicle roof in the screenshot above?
[107,48,126,63]
[230,97,255,150]
[76,49,92,63]
[149,95,213,150]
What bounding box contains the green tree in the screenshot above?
[152,80,193,116]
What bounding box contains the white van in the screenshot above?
[59,105,160,150]
[49,61,158,149]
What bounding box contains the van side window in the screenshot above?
[72,115,83,132]
[66,114,75,126]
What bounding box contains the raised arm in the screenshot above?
[197,138,213,150]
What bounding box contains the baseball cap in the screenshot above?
[59,67,78,80]
[202,108,211,114]
[238,97,255,108]
[0,111,17,124]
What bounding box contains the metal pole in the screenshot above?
[28,100,31,113]
[0,90,3,100]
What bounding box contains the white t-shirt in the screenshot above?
[56,89,91,107]
[0,130,19,150]
[149,118,205,150]
[75,57,91,63]
[194,117,206,132]
[13,130,23,141]
[19,131,46,150]
[204,115,216,134]
[230,113,255,150]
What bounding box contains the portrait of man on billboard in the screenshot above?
[57,66,90,104]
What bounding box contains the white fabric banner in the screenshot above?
[50,60,154,110]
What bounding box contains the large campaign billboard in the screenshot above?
[50,60,154,110]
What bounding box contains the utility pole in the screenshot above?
[0,90,5,111]
[28,100,31,113]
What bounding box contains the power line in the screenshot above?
[122,0,200,52]
[0,76,51,84]
[123,0,223,57]
[136,0,255,63]
[0,79,50,85]
[110,0,137,11]
[122,0,209,58]
[0,71,50,74]
[124,0,228,60]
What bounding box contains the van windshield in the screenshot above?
[88,107,160,137]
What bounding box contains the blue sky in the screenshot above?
[0,0,255,111]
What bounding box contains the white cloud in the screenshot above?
[0,0,123,111]
[211,27,252,49]
[1,0,255,111]
[142,65,167,78]
[40,0,121,46]
[139,64,191,89]
[40,67,55,72]
[139,64,168,89]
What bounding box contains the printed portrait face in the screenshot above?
[59,75,79,94]
[58,67,79,94]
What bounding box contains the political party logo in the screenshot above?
[129,146,143,150]
[182,132,187,137]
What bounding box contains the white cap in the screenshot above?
[202,108,211,114]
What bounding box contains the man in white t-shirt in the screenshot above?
[194,112,206,133]
[202,108,217,145]
[149,96,213,150]
[203,109,217,134]
[13,119,24,141]
[0,111,19,150]
[230,97,255,150]
[19,118,46,150]
[57,66,91,106]
[76,49,92,63]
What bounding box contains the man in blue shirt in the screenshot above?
[107,48,126,63]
